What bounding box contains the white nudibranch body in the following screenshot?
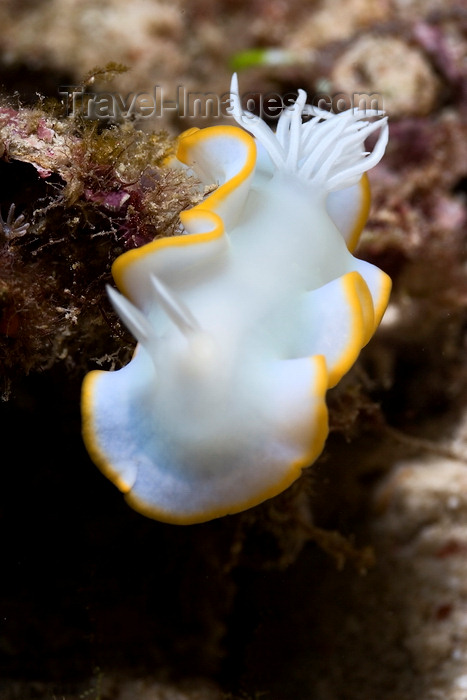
[81,75,391,524]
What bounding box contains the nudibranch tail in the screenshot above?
[82,74,391,524]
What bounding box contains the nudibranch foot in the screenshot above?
[82,75,391,524]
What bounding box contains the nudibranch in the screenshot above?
[81,75,391,524]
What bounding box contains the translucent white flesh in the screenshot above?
[82,83,390,523]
